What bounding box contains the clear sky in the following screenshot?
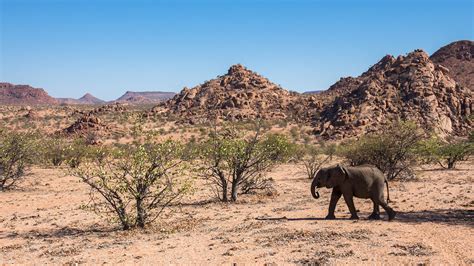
[1,0,473,100]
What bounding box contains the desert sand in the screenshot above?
[1,161,472,265]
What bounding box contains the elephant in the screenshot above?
[311,164,396,221]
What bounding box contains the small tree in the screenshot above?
[341,121,423,180]
[42,136,68,166]
[70,140,192,230]
[300,145,330,179]
[0,131,36,191]
[417,136,473,169]
[200,124,293,202]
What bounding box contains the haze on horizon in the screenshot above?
[1,0,472,101]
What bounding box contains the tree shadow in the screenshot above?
[1,226,117,240]
[395,209,474,227]
[170,199,218,207]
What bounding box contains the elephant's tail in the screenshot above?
[385,179,390,203]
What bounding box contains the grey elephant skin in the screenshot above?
[311,164,396,221]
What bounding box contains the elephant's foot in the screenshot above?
[325,214,336,220]
[368,213,381,220]
[388,210,397,221]
[349,215,359,220]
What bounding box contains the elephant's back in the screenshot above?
[349,165,385,179]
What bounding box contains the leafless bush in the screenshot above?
[70,140,192,229]
[199,124,293,202]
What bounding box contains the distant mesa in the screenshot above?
[57,93,105,105]
[0,82,58,105]
[430,40,473,92]
[114,91,176,104]
[79,93,105,104]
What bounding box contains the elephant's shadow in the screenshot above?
[256,209,474,226]
[395,209,474,226]
[255,216,353,221]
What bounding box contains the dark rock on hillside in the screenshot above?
[63,114,108,135]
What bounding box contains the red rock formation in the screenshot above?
[0,83,58,105]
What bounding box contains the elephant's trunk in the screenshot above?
[311,178,320,199]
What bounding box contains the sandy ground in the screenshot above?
[0,161,473,265]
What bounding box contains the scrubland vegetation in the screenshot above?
[1,116,472,230]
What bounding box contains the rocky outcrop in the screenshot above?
[154,64,321,123]
[90,102,127,115]
[62,103,126,135]
[315,50,472,139]
[63,114,108,135]
[0,83,58,105]
[430,40,473,92]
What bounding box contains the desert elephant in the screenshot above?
[311,164,396,220]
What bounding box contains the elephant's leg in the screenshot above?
[342,193,359,219]
[375,196,396,221]
[326,189,341,220]
[368,200,381,220]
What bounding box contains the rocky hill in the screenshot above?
[57,93,105,105]
[0,83,58,105]
[154,64,321,123]
[430,40,473,92]
[116,91,176,104]
[314,49,472,139]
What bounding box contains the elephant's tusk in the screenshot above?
[314,190,320,199]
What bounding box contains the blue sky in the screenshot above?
[1,0,473,100]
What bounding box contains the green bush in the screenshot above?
[299,145,331,179]
[70,139,192,230]
[417,136,473,169]
[0,131,37,191]
[340,121,423,180]
[199,124,294,202]
[64,139,93,168]
[41,137,69,166]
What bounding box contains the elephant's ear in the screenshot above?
[338,164,349,178]
[327,165,347,187]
